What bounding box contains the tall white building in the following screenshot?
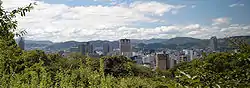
[182,49,199,62]
[190,50,193,61]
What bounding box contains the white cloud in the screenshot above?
[212,17,231,26]
[191,5,196,8]
[1,0,35,10]
[229,3,244,7]
[1,0,250,42]
[130,1,186,16]
[1,0,188,42]
[171,10,178,14]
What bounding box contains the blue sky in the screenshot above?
[42,0,250,25]
[2,0,250,42]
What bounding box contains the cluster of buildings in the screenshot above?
[16,36,221,70]
[115,36,219,70]
[130,49,202,70]
[110,39,202,70]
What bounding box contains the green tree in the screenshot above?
[170,45,250,87]
[0,2,35,87]
[101,56,134,77]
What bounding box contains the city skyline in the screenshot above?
[2,0,250,42]
[15,35,248,43]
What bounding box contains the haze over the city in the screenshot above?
[2,0,250,42]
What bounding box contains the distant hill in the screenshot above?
[164,37,209,49]
[165,37,203,45]
[22,36,250,51]
[44,40,119,51]
[136,36,250,50]
[45,41,81,51]
[25,40,53,45]
[15,39,53,50]
[131,38,168,44]
[135,37,208,50]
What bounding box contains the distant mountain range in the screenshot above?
[18,36,250,51]
[138,36,250,50]
[131,38,169,44]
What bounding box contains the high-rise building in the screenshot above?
[119,39,132,57]
[190,50,194,61]
[86,42,94,54]
[103,42,111,56]
[169,59,177,68]
[79,42,94,55]
[18,37,25,50]
[210,36,218,51]
[79,44,86,55]
[155,54,170,70]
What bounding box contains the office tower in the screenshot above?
[190,50,193,61]
[169,59,177,68]
[210,36,218,51]
[79,42,94,55]
[18,37,25,50]
[86,42,94,54]
[103,42,111,55]
[79,44,86,55]
[155,54,170,70]
[119,39,132,57]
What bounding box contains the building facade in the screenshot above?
[103,42,112,56]
[86,42,94,54]
[119,39,132,57]
[210,36,218,51]
[155,54,170,70]
[79,44,86,55]
[18,37,25,50]
[78,42,94,55]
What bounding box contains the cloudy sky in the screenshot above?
[2,0,250,42]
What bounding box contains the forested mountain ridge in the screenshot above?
[21,36,250,51]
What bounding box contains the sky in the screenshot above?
[1,0,250,42]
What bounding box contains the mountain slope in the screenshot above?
[23,36,250,51]
[165,37,203,45]
[45,41,81,51]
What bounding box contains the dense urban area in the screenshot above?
[1,1,250,88]
[17,36,250,70]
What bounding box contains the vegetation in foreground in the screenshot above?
[0,2,250,88]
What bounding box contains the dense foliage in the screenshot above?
[1,2,250,88]
[170,41,250,88]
